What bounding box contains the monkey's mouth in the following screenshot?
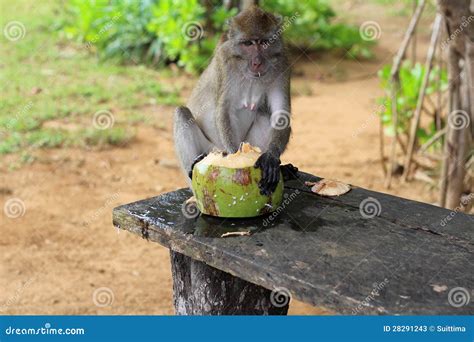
[248,71,267,79]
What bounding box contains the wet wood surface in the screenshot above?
[113,172,473,314]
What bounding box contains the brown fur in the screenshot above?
[231,6,280,38]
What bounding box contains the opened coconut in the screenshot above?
[192,143,283,218]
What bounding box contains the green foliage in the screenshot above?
[262,0,374,58]
[146,0,235,73]
[63,0,375,73]
[63,0,236,73]
[81,127,133,147]
[377,61,448,144]
[0,0,184,156]
[64,0,159,64]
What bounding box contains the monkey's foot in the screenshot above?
[254,152,281,196]
[281,163,299,181]
[188,153,208,179]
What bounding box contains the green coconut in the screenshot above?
[192,143,283,218]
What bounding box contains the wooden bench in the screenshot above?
[113,172,473,315]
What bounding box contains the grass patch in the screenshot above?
[81,127,133,147]
[0,0,182,156]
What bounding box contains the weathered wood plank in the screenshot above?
[287,172,473,245]
[170,251,289,315]
[113,173,473,315]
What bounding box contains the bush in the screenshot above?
[377,61,448,145]
[262,0,373,58]
[146,0,236,73]
[64,0,162,65]
[64,0,374,73]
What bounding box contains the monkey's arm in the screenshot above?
[267,75,292,155]
[267,124,291,157]
[255,82,292,195]
[255,121,291,196]
[216,95,239,153]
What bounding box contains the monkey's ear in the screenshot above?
[225,18,236,39]
[274,14,283,26]
[225,17,233,28]
[225,17,237,30]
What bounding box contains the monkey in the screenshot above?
[174,6,297,196]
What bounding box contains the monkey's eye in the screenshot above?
[259,39,269,45]
[242,40,253,46]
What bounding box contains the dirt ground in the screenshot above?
[0,3,440,315]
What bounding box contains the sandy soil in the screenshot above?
[0,3,439,315]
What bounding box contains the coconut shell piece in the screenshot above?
[221,231,251,238]
[305,179,351,197]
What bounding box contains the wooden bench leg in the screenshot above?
[170,250,289,315]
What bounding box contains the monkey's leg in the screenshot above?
[281,164,299,181]
[174,106,212,182]
[188,153,207,179]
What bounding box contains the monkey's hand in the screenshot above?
[188,153,208,179]
[254,152,281,196]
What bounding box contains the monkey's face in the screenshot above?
[227,7,284,80]
[238,39,270,78]
[229,34,284,80]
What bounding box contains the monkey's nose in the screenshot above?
[252,57,263,69]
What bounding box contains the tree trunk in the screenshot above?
[437,0,473,209]
[170,250,289,315]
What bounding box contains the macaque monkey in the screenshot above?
[174,6,296,195]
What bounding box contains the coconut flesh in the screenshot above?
[192,143,283,218]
